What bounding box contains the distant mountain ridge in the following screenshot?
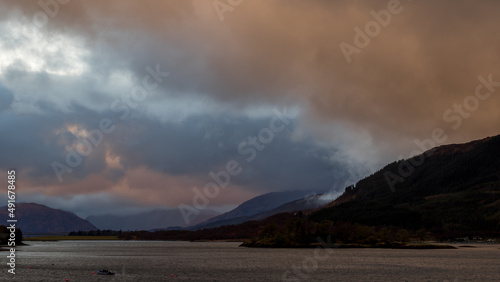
[0,203,96,233]
[86,208,219,231]
[113,134,500,243]
[198,191,312,226]
[191,192,328,230]
[191,191,311,229]
[74,191,324,231]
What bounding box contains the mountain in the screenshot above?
[190,191,314,229]
[310,134,500,236]
[117,135,500,245]
[250,193,333,221]
[86,208,219,231]
[0,203,97,234]
[194,193,331,230]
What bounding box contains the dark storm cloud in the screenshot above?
[0,83,14,111]
[0,105,113,183]
[108,112,364,193]
[0,96,362,200]
[0,111,64,175]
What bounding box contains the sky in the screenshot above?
[0,0,499,218]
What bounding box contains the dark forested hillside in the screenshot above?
[310,135,500,236]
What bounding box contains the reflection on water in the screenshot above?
[2,240,499,281]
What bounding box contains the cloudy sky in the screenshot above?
[0,0,499,218]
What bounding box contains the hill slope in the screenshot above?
[310,135,500,235]
[191,193,328,230]
[191,191,312,229]
[0,203,97,233]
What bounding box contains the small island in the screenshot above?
[240,218,456,249]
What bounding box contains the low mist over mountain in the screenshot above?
[251,194,333,221]
[0,203,96,234]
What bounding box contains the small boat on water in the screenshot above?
[97,269,115,275]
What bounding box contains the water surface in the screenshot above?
[2,241,499,281]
